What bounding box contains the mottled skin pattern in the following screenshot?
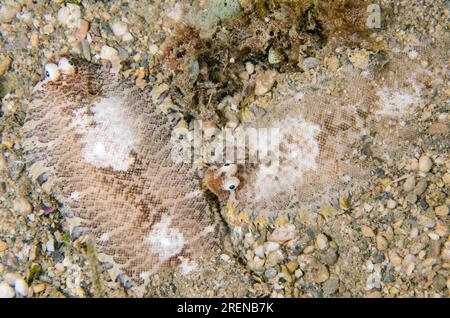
[203,61,433,219]
[204,92,372,217]
[23,58,224,289]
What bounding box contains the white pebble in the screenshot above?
[408,50,419,60]
[46,238,55,252]
[365,260,374,272]
[245,62,254,75]
[316,233,329,250]
[264,242,280,254]
[14,278,28,297]
[110,20,128,37]
[387,199,397,209]
[0,282,15,298]
[418,156,432,172]
[268,224,296,242]
[254,246,264,258]
[428,232,439,241]
[122,32,133,42]
[149,44,159,55]
[294,269,303,278]
[100,45,119,62]
[57,3,81,29]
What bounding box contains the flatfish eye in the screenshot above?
[44,63,60,81]
[220,163,238,175]
[223,176,240,191]
[58,57,76,75]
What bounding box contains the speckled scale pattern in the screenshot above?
[23,58,224,288]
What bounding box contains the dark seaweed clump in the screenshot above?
[156,0,377,121]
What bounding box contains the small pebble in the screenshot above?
[0,282,15,298]
[266,250,285,266]
[0,56,12,76]
[149,44,159,55]
[435,205,448,217]
[3,273,20,285]
[388,251,402,267]
[433,275,446,291]
[100,45,119,62]
[442,173,450,184]
[268,47,283,64]
[254,70,277,96]
[248,256,265,272]
[428,233,439,241]
[245,62,254,75]
[365,291,382,298]
[372,252,385,264]
[376,234,388,251]
[254,246,264,258]
[403,176,416,192]
[309,261,329,283]
[76,19,89,41]
[0,240,7,252]
[55,263,65,273]
[418,156,433,172]
[33,283,46,294]
[57,3,81,29]
[268,224,296,242]
[264,242,280,254]
[264,268,277,279]
[14,278,28,297]
[303,245,315,254]
[110,20,128,37]
[387,199,397,209]
[434,222,447,237]
[413,179,428,196]
[323,278,339,295]
[0,156,6,171]
[316,233,329,250]
[406,193,417,204]
[418,215,435,228]
[45,238,55,253]
[361,225,376,238]
[13,197,32,215]
[294,268,303,278]
[286,260,298,272]
[321,248,338,266]
[408,50,419,60]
